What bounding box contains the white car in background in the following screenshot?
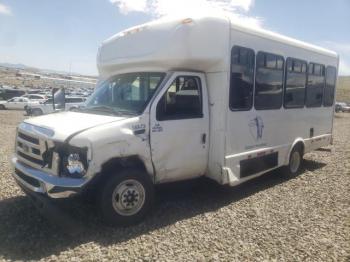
[335,102,350,113]
[21,94,47,102]
[27,96,86,116]
[0,97,36,110]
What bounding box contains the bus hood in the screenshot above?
[22,111,126,141]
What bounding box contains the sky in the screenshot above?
[0,0,349,76]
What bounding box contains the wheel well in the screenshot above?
[101,155,147,174]
[85,156,150,194]
[294,141,305,156]
[285,140,305,166]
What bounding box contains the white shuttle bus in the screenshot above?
[12,16,338,225]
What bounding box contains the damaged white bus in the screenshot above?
[12,16,338,225]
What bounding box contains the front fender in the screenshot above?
[69,117,154,180]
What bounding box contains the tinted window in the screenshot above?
[66,98,84,103]
[29,95,43,99]
[229,46,255,110]
[323,66,337,106]
[255,52,284,110]
[306,63,325,107]
[157,76,202,121]
[284,58,307,108]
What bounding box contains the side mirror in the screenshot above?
[52,87,65,110]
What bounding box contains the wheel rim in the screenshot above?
[112,179,145,216]
[290,151,301,173]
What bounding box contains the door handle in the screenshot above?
[201,133,206,144]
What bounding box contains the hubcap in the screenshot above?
[290,151,301,173]
[112,179,145,216]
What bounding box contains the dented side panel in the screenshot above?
[69,115,154,180]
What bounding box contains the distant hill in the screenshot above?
[337,76,350,103]
[0,63,30,70]
[0,62,97,78]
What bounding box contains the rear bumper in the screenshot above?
[11,156,87,198]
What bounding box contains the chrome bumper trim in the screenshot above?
[12,156,87,198]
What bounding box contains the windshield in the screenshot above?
[83,72,165,115]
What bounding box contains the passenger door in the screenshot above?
[7,98,23,109]
[15,98,27,109]
[6,98,16,109]
[150,72,209,183]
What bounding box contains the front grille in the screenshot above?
[17,151,44,166]
[15,168,41,188]
[16,129,55,171]
[18,132,39,145]
[32,148,40,155]
[16,125,58,176]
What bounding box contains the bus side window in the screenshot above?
[306,63,325,107]
[229,46,255,111]
[284,58,307,108]
[323,66,337,107]
[255,52,284,110]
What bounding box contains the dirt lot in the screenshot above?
[0,110,349,261]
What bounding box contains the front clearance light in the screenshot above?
[66,153,86,178]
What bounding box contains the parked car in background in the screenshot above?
[21,94,47,102]
[0,87,26,100]
[26,96,86,116]
[0,97,35,110]
[335,102,350,112]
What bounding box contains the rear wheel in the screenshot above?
[284,145,303,176]
[0,105,5,110]
[98,169,154,226]
[32,108,43,116]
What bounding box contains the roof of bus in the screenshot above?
[102,15,337,58]
[97,15,338,76]
[227,17,338,58]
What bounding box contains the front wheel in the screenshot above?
[98,169,154,226]
[0,104,5,110]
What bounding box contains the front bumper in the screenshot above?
[12,156,87,198]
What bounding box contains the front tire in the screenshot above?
[98,169,154,226]
[0,104,5,110]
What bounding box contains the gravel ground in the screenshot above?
[0,110,349,261]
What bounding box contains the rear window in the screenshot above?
[323,66,337,107]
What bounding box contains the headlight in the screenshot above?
[66,153,86,177]
[55,143,89,178]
